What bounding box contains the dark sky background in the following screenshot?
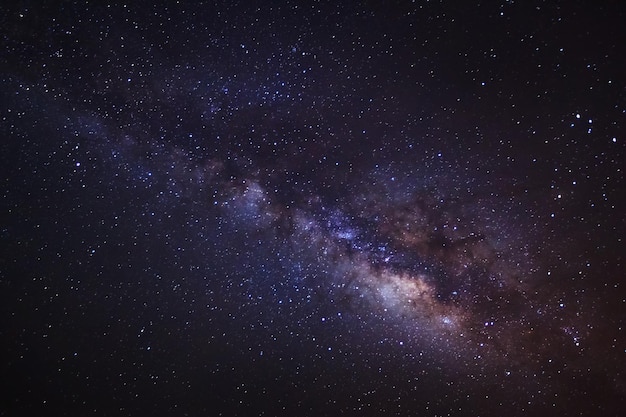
[1,1,624,416]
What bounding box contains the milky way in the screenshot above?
[2,2,625,416]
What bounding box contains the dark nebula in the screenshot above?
[1,1,624,416]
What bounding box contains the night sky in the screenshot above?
[1,1,625,416]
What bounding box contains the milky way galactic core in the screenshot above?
[1,1,624,416]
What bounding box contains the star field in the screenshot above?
[1,1,625,416]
